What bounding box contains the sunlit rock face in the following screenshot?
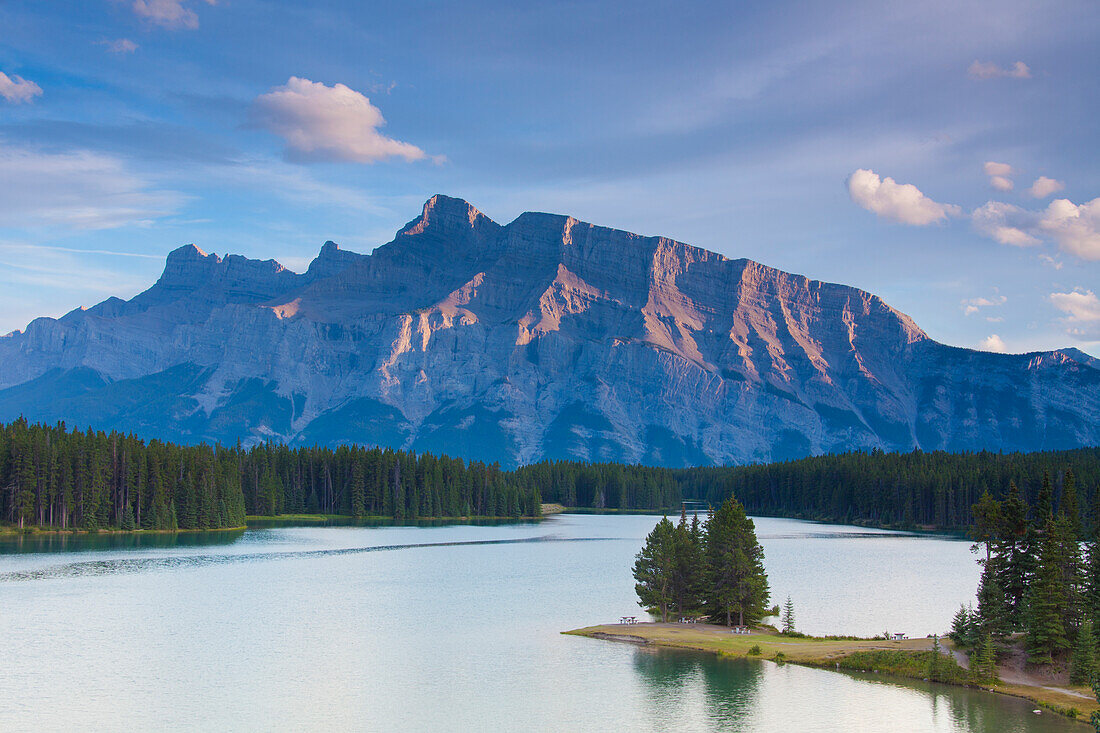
[1,195,1098,467]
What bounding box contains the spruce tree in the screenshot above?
[950,605,976,647]
[1026,520,1070,664]
[669,511,705,616]
[975,563,1010,640]
[634,517,677,622]
[972,632,998,682]
[705,497,769,627]
[1072,619,1098,686]
[781,595,796,635]
[998,481,1031,628]
[1063,469,1081,539]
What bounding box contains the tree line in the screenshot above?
[633,497,770,626]
[0,419,542,531]
[244,442,541,519]
[528,447,1100,530]
[951,471,1100,685]
[6,415,1099,533]
[0,418,246,531]
[675,447,1100,530]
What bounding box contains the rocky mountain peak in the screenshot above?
[398,195,496,238]
[0,195,1096,466]
[305,240,365,281]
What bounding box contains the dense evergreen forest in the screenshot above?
[5,416,1099,532]
[527,448,1100,530]
[0,419,541,531]
[950,473,1100,687]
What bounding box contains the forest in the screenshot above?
[4,415,1099,533]
[527,447,1100,530]
[951,472,1100,687]
[0,418,541,531]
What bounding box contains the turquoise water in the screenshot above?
[0,515,1083,731]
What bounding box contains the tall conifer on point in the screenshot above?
[634,517,677,622]
[705,497,769,627]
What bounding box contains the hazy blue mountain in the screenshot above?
[1,195,1097,467]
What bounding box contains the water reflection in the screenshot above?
[0,516,542,556]
[0,527,247,555]
[633,646,763,729]
[629,648,1081,733]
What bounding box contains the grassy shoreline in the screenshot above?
[565,622,1097,725]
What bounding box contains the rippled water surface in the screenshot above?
[0,515,1083,731]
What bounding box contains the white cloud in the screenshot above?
[100,39,139,54]
[131,0,215,31]
[1028,176,1065,198]
[971,201,1040,246]
[983,161,1013,177]
[0,143,184,230]
[1050,290,1100,341]
[847,169,960,225]
[0,71,42,103]
[1039,198,1100,260]
[968,61,1031,80]
[979,334,1008,352]
[982,162,1014,191]
[1039,253,1063,270]
[251,77,429,164]
[961,295,1006,316]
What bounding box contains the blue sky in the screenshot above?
[1,0,1097,355]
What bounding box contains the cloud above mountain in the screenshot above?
[131,0,216,30]
[971,201,1041,247]
[983,161,1014,191]
[0,144,183,230]
[1051,290,1100,341]
[0,72,42,103]
[968,60,1031,80]
[251,77,429,164]
[1028,176,1065,198]
[1040,198,1100,260]
[847,169,960,225]
[100,39,139,54]
[979,334,1007,352]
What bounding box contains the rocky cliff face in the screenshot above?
[1,195,1097,466]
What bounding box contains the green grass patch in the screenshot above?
[834,650,972,685]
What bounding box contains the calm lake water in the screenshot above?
[0,515,1084,732]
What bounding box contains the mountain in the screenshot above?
[1,195,1098,467]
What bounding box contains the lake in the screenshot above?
[0,514,1083,731]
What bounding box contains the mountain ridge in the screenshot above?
[0,194,1097,467]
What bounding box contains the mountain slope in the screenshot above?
[1,195,1097,466]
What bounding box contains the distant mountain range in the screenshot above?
[2,194,1098,467]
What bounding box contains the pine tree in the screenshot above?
[781,595,796,635]
[669,511,705,616]
[634,517,677,622]
[975,563,1010,640]
[705,497,769,627]
[972,631,998,682]
[1027,520,1071,664]
[1072,619,1098,686]
[950,605,976,647]
[997,481,1031,628]
[1063,469,1081,539]
[1051,512,1085,636]
[929,635,945,680]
